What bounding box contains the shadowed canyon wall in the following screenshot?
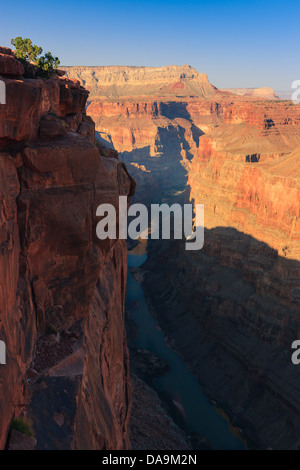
[0,49,135,449]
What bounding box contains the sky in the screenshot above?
[1,0,299,91]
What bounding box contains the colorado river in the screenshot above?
[126,242,245,450]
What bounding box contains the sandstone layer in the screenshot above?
[62,65,217,99]
[0,49,135,449]
[221,87,279,100]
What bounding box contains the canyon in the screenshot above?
[220,87,279,100]
[0,48,299,450]
[64,64,300,449]
[0,49,136,449]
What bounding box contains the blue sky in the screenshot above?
[1,0,299,90]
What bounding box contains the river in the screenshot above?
[126,241,246,450]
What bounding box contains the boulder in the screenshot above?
[0,53,24,78]
[39,114,67,137]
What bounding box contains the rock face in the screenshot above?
[62,65,217,99]
[188,129,300,260]
[66,64,300,449]
[0,50,134,449]
[64,66,300,209]
[0,48,24,78]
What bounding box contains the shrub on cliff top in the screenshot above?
[35,52,60,79]
[11,37,60,79]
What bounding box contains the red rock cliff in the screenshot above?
[0,50,135,449]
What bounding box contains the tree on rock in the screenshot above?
[36,52,60,78]
[11,37,42,62]
[11,37,60,78]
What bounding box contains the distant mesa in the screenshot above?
[221,86,280,100]
[62,64,283,103]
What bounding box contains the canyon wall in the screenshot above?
[64,64,300,449]
[220,87,279,100]
[142,99,300,448]
[0,50,135,449]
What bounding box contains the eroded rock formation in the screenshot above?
[62,64,217,99]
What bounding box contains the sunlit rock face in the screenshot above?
[61,64,217,99]
[0,48,134,449]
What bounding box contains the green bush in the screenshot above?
[36,52,60,79]
[11,37,60,79]
[11,37,42,62]
[10,418,34,437]
[45,323,59,335]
